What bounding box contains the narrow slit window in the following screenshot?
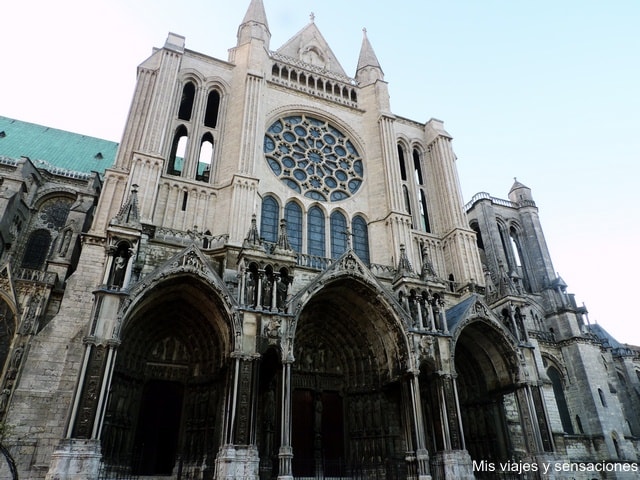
[181,191,188,211]
[398,145,407,181]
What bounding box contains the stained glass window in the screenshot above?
[330,211,347,259]
[260,196,279,244]
[285,201,302,252]
[307,206,325,257]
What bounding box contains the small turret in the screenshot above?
[508,177,535,205]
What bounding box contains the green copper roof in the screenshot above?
[0,116,118,174]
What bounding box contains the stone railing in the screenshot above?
[464,191,536,212]
[12,267,57,285]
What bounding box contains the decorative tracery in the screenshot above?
[264,114,364,202]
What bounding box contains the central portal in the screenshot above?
[288,276,409,479]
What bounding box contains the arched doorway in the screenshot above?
[454,321,522,473]
[292,277,409,479]
[100,275,232,476]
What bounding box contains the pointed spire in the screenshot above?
[393,244,417,282]
[111,184,141,228]
[243,214,265,251]
[274,218,293,253]
[237,0,271,46]
[420,245,439,280]
[356,28,384,84]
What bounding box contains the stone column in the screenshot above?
[515,384,545,454]
[216,354,260,480]
[405,373,430,480]
[431,374,474,480]
[46,341,118,480]
[277,361,293,480]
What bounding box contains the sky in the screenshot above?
[2,0,639,344]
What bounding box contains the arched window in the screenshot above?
[470,222,484,250]
[419,189,431,233]
[178,82,196,121]
[397,144,407,181]
[197,133,214,182]
[307,206,325,258]
[284,201,302,253]
[204,90,220,128]
[497,222,513,268]
[21,229,51,270]
[509,227,525,267]
[168,125,188,176]
[612,433,621,458]
[413,148,424,185]
[598,388,607,407]
[352,215,370,265]
[547,366,574,434]
[330,211,347,259]
[402,185,411,214]
[260,196,279,244]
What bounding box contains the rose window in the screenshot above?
[264,114,364,202]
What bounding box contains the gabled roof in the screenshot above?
[276,20,347,77]
[0,116,118,174]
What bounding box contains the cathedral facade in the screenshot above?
[0,1,639,479]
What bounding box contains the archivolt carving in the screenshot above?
[117,244,240,338]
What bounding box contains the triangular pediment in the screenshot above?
[446,294,516,342]
[276,21,348,77]
[291,249,407,323]
[126,243,237,310]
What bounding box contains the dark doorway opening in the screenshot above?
[133,380,184,475]
[292,389,345,477]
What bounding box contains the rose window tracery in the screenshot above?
[264,114,364,202]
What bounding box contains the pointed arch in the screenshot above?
[168,125,188,176]
[546,365,574,434]
[284,201,302,252]
[397,143,408,181]
[196,132,214,182]
[289,267,412,476]
[307,205,325,258]
[21,229,51,270]
[204,89,221,128]
[351,215,369,265]
[451,308,528,464]
[330,210,347,259]
[260,195,279,244]
[178,81,196,121]
[102,271,235,475]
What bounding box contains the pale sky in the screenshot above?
[2,0,639,344]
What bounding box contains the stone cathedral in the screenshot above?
[0,1,639,479]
